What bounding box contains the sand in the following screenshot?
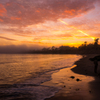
[43,54,100,100]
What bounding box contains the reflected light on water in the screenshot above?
[0,54,82,84]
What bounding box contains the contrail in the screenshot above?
[58,19,95,40]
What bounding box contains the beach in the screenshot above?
[0,54,100,100]
[44,54,100,100]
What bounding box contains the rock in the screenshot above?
[69,87,71,89]
[76,88,80,91]
[76,78,81,82]
[89,91,91,93]
[70,76,75,79]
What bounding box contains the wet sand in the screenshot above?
[44,54,100,100]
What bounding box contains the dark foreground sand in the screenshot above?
[43,54,100,100]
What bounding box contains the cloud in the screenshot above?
[1,27,48,37]
[0,3,7,17]
[56,33,72,37]
[0,19,3,22]
[3,28,33,36]
[0,0,97,26]
[0,36,17,41]
[90,33,100,38]
[10,16,21,20]
[75,35,89,39]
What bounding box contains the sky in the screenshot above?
[0,0,100,52]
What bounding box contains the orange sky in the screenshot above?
[0,0,100,49]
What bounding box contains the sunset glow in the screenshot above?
[0,0,100,50]
[59,19,95,40]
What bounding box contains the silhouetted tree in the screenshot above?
[84,41,87,46]
[52,46,55,50]
[94,38,99,46]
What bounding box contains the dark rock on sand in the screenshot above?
[70,76,75,79]
[76,78,81,82]
[89,91,91,93]
[76,88,80,91]
[69,87,71,89]
[64,85,66,87]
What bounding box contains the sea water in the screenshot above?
[0,54,82,100]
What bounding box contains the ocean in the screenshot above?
[0,54,82,100]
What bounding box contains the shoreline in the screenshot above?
[44,54,100,100]
[0,54,100,100]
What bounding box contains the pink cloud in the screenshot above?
[10,17,21,20]
[0,19,3,22]
[2,28,33,37]
[0,0,97,26]
[0,36,17,41]
[0,3,6,17]
[56,34,72,37]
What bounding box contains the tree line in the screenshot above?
[28,38,100,54]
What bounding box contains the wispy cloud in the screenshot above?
[0,36,17,41]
